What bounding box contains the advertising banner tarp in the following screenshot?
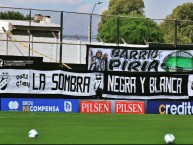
[115,101,145,114]
[80,100,111,113]
[147,100,193,115]
[1,98,79,112]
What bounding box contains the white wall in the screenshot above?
[0,33,87,64]
[0,20,9,33]
[0,33,148,64]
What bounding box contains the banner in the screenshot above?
[87,45,193,72]
[115,101,145,114]
[1,98,79,112]
[80,100,111,113]
[102,72,189,99]
[147,100,193,115]
[0,69,103,96]
[0,69,192,99]
[0,55,43,68]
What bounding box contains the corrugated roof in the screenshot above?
[3,20,60,28]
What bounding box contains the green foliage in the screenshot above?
[0,11,32,20]
[98,0,164,44]
[160,2,193,44]
[109,0,144,15]
[98,14,164,44]
[99,0,144,29]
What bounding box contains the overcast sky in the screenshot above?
[1,0,193,18]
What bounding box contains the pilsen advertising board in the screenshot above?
[79,100,145,114]
[80,100,111,113]
[86,45,193,72]
[114,101,145,114]
[0,69,193,99]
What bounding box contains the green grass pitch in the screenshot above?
[0,111,192,144]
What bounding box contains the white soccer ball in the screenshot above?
[164,134,175,144]
[28,129,38,139]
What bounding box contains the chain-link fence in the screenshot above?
[0,6,193,67]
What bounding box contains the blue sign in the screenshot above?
[1,98,79,112]
[147,100,193,115]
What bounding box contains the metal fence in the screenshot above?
[0,6,193,67]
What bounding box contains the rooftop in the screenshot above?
[1,20,60,28]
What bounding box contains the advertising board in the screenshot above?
[147,100,193,115]
[115,101,145,114]
[1,98,79,112]
[80,100,111,113]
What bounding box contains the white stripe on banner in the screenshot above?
[102,94,188,100]
[0,69,103,96]
[188,75,193,97]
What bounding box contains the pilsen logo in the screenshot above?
[0,72,11,90]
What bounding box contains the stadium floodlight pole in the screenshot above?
[88,1,103,44]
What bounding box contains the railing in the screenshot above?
[0,6,193,67]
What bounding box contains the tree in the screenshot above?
[98,13,164,44]
[0,11,32,20]
[160,3,193,44]
[98,0,144,29]
[97,0,164,44]
[109,0,144,15]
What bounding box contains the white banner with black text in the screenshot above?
[87,45,193,72]
[0,69,103,96]
[0,69,192,99]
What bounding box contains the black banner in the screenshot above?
[0,55,43,68]
[103,72,188,96]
